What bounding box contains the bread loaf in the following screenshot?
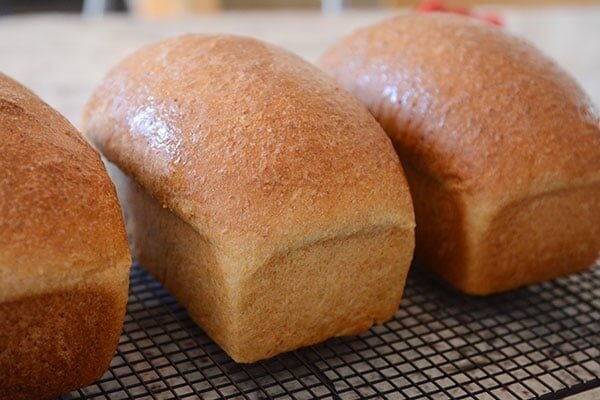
[319,13,600,295]
[0,73,131,399]
[83,34,415,362]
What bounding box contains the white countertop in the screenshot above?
[0,7,600,125]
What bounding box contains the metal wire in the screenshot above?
[59,262,600,399]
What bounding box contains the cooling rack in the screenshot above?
[60,262,600,399]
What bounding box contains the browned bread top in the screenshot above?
[319,14,600,207]
[0,73,130,302]
[83,35,414,265]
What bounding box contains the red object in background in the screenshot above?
[415,0,503,26]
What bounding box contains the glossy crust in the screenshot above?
[319,13,600,294]
[83,34,415,362]
[0,73,131,399]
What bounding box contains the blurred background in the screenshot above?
[1,0,600,16]
[0,0,599,125]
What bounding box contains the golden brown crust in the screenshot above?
[319,14,600,294]
[84,35,415,361]
[318,13,600,203]
[0,73,131,300]
[0,73,131,397]
[83,34,414,266]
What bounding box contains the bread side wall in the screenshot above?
[230,225,414,363]
[476,183,600,294]
[112,164,415,363]
[114,170,236,354]
[0,267,128,400]
[402,162,473,291]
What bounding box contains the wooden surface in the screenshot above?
[0,7,599,125]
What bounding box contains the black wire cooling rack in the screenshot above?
[60,262,600,400]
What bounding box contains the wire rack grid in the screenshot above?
[60,262,600,400]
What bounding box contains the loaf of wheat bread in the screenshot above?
[319,13,600,295]
[83,34,415,363]
[0,73,131,400]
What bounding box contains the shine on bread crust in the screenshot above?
[0,73,131,399]
[319,13,600,295]
[83,34,415,362]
